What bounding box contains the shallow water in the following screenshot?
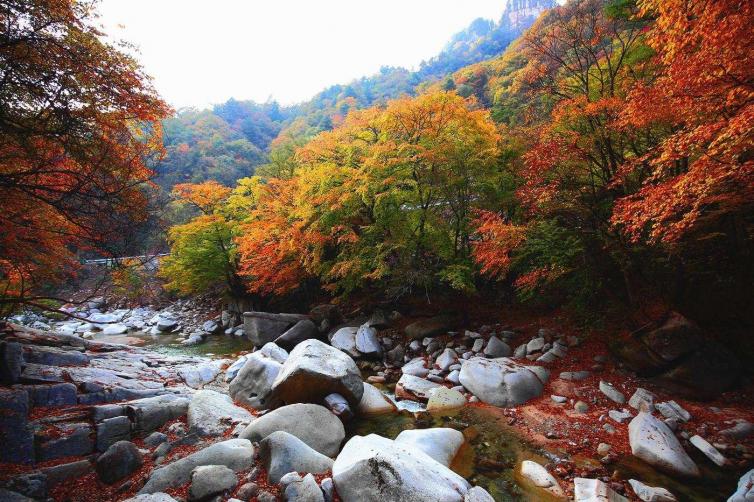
[91,330,254,358]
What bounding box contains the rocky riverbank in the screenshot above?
[1,301,753,501]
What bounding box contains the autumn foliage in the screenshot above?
[0,0,170,313]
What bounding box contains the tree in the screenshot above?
[613,0,754,244]
[159,181,245,296]
[0,0,170,314]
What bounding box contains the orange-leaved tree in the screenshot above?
[0,0,170,314]
[613,0,754,244]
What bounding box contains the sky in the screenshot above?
[97,0,508,109]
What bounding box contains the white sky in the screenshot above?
[97,0,509,109]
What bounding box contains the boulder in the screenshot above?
[243,312,308,347]
[458,357,546,407]
[202,320,222,334]
[187,389,253,437]
[396,374,442,401]
[405,316,452,340]
[610,312,741,399]
[139,439,254,494]
[628,412,699,477]
[240,403,344,457]
[259,431,334,484]
[229,343,288,409]
[156,318,178,332]
[224,355,248,383]
[728,468,754,502]
[394,428,464,467]
[483,336,511,358]
[189,465,238,501]
[402,357,430,377]
[355,323,382,358]
[0,388,34,463]
[426,387,466,412]
[356,382,397,415]
[96,441,143,484]
[96,415,131,452]
[330,327,359,358]
[574,478,628,502]
[270,339,363,407]
[628,479,677,502]
[274,319,319,351]
[435,349,458,371]
[284,473,325,502]
[126,394,190,434]
[178,360,226,388]
[332,433,470,501]
[519,460,565,498]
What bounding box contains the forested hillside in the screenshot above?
[155,0,555,188]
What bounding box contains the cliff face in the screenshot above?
[501,0,558,31]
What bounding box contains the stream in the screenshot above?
[104,329,742,501]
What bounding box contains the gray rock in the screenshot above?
[655,401,691,423]
[320,477,334,502]
[357,382,397,415]
[386,344,404,365]
[721,420,754,440]
[330,327,359,358]
[464,486,495,502]
[0,341,24,384]
[519,460,565,498]
[689,435,727,467]
[513,343,527,359]
[96,415,131,452]
[324,393,353,421]
[609,409,633,423]
[284,473,324,502]
[275,319,319,351]
[526,337,545,354]
[144,432,168,447]
[24,383,78,407]
[243,312,307,347]
[628,412,699,477]
[404,316,452,340]
[236,482,259,500]
[139,439,254,494]
[458,357,545,407]
[574,478,628,502]
[394,428,464,467]
[202,320,222,334]
[96,440,143,484]
[575,401,589,413]
[332,433,470,501]
[93,404,126,422]
[179,359,226,388]
[396,374,442,401]
[188,389,252,437]
[483,336,511,358]
[127,394,190,434]
[0,489,34,502]
[240,403,344,457]
[355,323,382,358]
[599,381,626,404]
[435,348,458,371]
[0,388,34,463]
[259,431,333,484]
[559,370,591,381]
[156,318,178,332]
[628,479,677,502]
[551,395,567,404]
[230,343,288,409]
[23,345,89,366]
[36,422,93,461]
[225,355,249,383]
[125,495,178,502]
[402,357,430,377]
[42,459,92,488]
[271,339,363,407]
[629,388,656,412]
[728,468,754,502]
[189,465,238,501]
[471,339,484,353]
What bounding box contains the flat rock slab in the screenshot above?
[139,439,254,494]
[188,389,253,437]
